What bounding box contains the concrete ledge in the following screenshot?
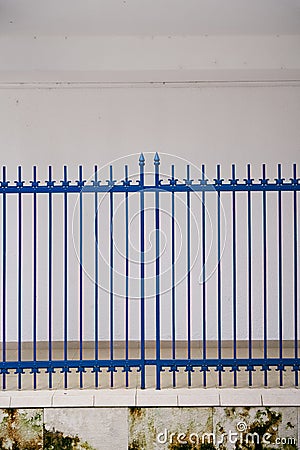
[0,394,11,408]
[262,389,300,406]
[10,391,54,408]
[52,390,94,407]
[219,388,262,406]
[136,389,178,407]
[94,389,136,407]
[1,388,300,408]
[177,388,220,406]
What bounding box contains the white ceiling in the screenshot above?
[0,0,300,36]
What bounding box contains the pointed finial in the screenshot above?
[139,153,145,166]
[290,163,299,185]
[277,163,282,178]
[229,164,239,186]
[259,164,269,186]
[275,163,284,185]
[106,165,116,187]
[244,163,254,186]
[214,164,224,186]
[154,152,160,165]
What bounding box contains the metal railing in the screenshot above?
[0,153,299,389]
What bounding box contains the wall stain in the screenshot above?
[0,408,95,450]
[129,407,215,450]
[44,426,95,450]
[129,407,147,449]
[286,421,294,430]
[216,407,297,450]
[246,407,296,449]
[0,408,43,449]
[128,440,142,450]
[130,407,145,420]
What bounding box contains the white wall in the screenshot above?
[1,35,300,82]
[0,33,299,344]
[0,84,299,171]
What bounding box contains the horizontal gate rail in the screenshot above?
[1,183,300,194]
[0,154,299,389]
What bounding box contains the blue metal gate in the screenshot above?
[0,154,299,389]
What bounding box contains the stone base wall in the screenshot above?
[0,406,298,449]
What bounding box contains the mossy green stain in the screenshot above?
[128,440,142,450]
[0,409,43,449]
[129,407,144,419]
[248,407,282,444]
[237,407,296,450]
[44,428,80,450]
[128,407,147,449]
[44,426,95,450]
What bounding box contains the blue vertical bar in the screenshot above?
[94,165,99,388]
[33,166,37,390]
[171,165,176,388]
[109,165,114,388]
[217,165,222,387]
[293,163,298,386]
[154,153,161,389]
[278,164,283,386]
[17,166,22,389]
[125,165,130,388]
[139,155,146,389]
[232,164,237,387]
[48,166,53,389]
[2,167,7,389]
[63,166,68,389]
[262,164,268,386]
[186,165,191,387]
[201,165,207,387]
[79,165,84,389]
[247,164,253,386]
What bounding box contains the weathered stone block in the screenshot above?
[44,407,128,449]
